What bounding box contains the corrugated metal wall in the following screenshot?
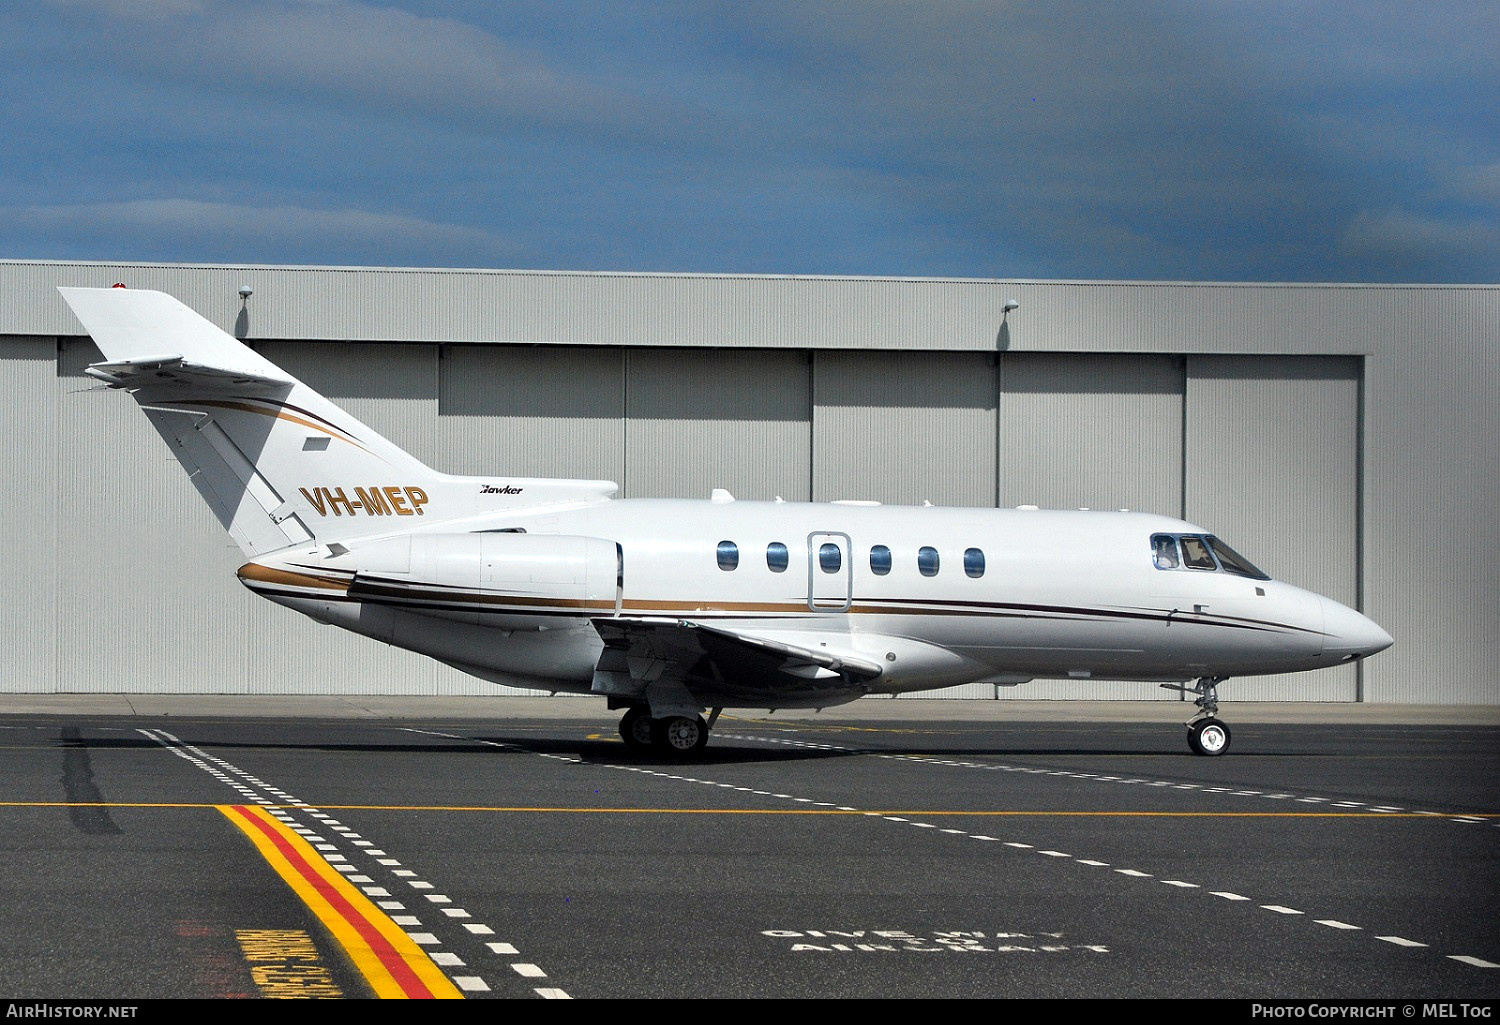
[3,261,1495,705]
[437,346,625,482]
[0,337,58,693]
[624,349,811,501]
[812,351,997,507]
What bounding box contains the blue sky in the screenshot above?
[2,0,1496,282]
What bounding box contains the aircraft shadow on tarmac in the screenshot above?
[42,720,1379,764]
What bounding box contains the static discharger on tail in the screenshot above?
[60,285,1393,758]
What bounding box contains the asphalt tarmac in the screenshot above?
[1,697,1497,1001]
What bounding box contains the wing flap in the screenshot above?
[591,618,883,708]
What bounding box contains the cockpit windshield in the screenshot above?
[1204,536,1270,580]
[1150,533,1270,580]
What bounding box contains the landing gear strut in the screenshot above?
[1182,676,1231,756]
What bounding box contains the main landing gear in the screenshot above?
[618,706,719,757]
[1181,676,1231,756]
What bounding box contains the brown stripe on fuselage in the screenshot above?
[320,580,1302,634]
[238,563,351,592]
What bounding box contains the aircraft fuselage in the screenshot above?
[239,498,1385,707]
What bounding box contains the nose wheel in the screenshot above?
[1187,717,1231,756]
[1166,676,1233,756]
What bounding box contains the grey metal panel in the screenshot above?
[437,345,625,483]
[0,337,59,692]
[14,258,1488,356]
[1362,289,1500,705]
[998,353,1183,515]
[995,353,1185,700]
[1185,355,1361,700]
[53,339,251,693]
[624,349,811,500]
[812,351,996,507]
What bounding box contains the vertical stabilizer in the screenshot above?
[60,286,442,556]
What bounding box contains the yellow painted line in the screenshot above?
[219,804,463,999]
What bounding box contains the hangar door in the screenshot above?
[1185,355,1362,701]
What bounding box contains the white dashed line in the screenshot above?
[1449,956,1500,968]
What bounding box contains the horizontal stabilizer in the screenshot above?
[59,287,292,385]
[85,355,291,391]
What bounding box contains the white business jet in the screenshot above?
[60,286,1392,757]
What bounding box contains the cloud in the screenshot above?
[1338,208,1500,283]
[9,1,1499,281]
[0,198,517,266]
[42,0,664,140]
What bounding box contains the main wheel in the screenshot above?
[619,708,654,750]
[653,714,709,757]
[1188,717,1231,756]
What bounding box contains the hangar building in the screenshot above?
[1,259,1494,705]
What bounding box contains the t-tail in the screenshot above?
[60,286,615,556]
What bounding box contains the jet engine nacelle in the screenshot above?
[344,532,620,627]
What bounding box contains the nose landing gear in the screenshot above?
[1188,716,1231,756]
[1182,676,1230,756]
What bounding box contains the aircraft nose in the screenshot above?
[1320,597,1394,659]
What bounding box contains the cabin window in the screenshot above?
[1151,534,1180,570]
[963,547,985,578]
[766,541,789,573]
[869,544,892,576]
[1205,536,1270,580]
[819,543,842,574]
[717,540,739,571]
[1180,535,1217,570]
[918,546,940,577]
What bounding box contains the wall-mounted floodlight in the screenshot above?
[238,285,254,299]
[1003,299,1020,313]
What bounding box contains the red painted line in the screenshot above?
[226,805,438,998]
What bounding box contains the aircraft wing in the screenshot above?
[592,617,884,708]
